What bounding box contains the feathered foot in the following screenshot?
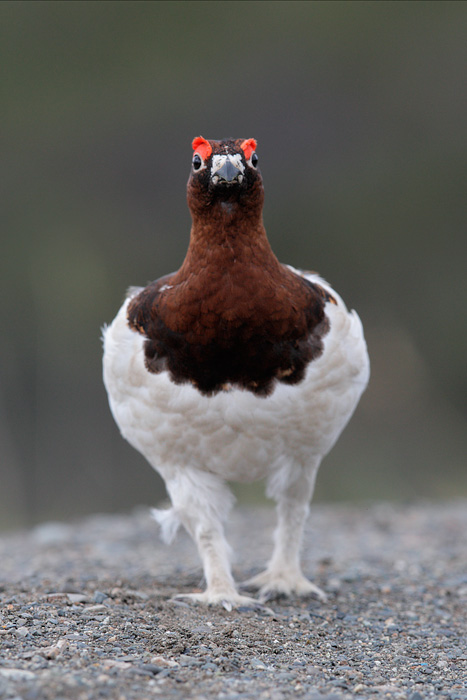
[242,568,327,602]
[171,590,272,613]
[254,464,326,601]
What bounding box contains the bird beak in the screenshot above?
[211,155,244,185]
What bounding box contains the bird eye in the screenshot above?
[192,154,202,170]
[251,152,258,168]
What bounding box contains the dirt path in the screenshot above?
[0,501,466,699]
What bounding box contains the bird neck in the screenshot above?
[183,202,278,272]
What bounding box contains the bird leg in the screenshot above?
[163,470,262,610]
[243,466,327,601]
[173,518,265,610]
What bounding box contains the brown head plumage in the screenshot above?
[187,137,264,223]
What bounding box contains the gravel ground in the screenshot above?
[0,501,466,700]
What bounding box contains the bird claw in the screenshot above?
[241,570,328,602]
[170,591,273,613]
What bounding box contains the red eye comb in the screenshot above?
[240,138,257,160]
[192,136,212,161]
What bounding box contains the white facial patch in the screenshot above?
[211,154,245,176]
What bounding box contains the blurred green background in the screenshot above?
[1,1,466,531]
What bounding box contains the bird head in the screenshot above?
[187,137,264,217]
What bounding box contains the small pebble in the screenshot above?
[0,502,464,700]
[93,591,108,604]
[66,593,89,604]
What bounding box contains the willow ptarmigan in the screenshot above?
[103,137,369,610]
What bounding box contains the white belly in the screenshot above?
[102,274,369,485]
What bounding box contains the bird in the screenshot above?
[102,136,369,610]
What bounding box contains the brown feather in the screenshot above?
[127,138,330,396]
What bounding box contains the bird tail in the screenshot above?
[150,507,181,544]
